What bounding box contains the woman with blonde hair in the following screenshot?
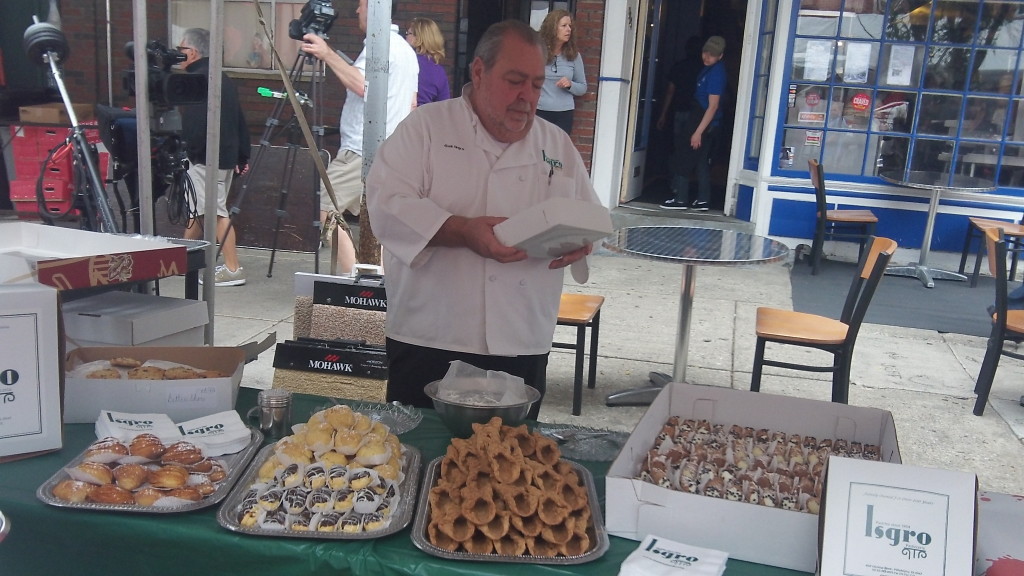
[537,9,587,134]
[405,17,451,106]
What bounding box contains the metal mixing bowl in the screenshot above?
[424,380,540,438]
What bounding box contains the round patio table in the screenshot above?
[602,225,789,406]
[879,170,996,288]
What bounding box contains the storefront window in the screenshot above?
[744,0,781,169]
[779,0,1024,189]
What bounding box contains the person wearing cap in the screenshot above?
[661,35,727,211]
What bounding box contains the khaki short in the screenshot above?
[320,149,363,215]
[186,163,233,218]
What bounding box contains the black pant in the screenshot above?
[536,109,574,135]
[385,338,549,420]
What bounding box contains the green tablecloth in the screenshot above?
[0,388,809,575]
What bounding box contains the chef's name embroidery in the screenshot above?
[443,143,465,151]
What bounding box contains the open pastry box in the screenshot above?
[63,346,244,424]
[0,222,186,290]
[605,382,901,573]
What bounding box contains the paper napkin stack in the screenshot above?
[174,411,252,456]
[619,535,728,576]
[95,411,182,444]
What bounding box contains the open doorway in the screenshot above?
[628,0,746,211]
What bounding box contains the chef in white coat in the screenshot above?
[366,19,602,418]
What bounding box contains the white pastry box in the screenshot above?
[818,457,977,576]
[605,382,901,573]
[61,291,208,350]
[63,346,244,423]
[0,283,64,460]
[493,197,613,258]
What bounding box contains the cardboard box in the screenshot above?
[0,284,64,460]
[63,346,244,423]
[819,457,977,576]
[18,102,95,125]
[0,222,186,289]
[605,383,901,573]
[493,197,613,258]
[61,292,209,350]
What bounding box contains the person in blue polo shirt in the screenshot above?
[661,36,726,211]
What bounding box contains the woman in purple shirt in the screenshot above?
[405,18,451,106]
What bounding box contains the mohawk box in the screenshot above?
[272,338,387,402]
[63,346,244,423]
[0,222,186,290]
[605,382,901,573]
[818,457,977,576]
[0,283,64,460]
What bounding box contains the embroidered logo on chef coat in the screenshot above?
[542,150,563,173]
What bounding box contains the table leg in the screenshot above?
[884,186,966,288]
[606,264,697,406]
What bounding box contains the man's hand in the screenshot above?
[548,243,592,269]
[235,161,249,176]
[300,34,331,61]
[431,215,528,263]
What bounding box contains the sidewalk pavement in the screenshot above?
[157,206,1024,496]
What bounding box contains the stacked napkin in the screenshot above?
[619,535,728,576]
[95,411,182,444]
[175,411,251,456]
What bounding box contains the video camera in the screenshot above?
[288,0,337,40]
[122,40,207,107]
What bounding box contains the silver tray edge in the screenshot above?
[215,444,422,540]
[35,428,265,514]
[410,456,610,564]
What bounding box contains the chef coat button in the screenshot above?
[489,275,497,282]
[518,174,526,182]
[519,279,526,286]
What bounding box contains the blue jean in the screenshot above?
[672,119,718,204]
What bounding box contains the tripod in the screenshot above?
[23,16,119,234]
[228,50,329,277]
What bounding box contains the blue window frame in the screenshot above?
[776,0,1024,192]
[745,0,781,171]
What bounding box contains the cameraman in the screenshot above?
[300,0,418,274]
[178,28,252,287]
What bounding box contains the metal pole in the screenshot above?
[201,1,226,344]
[131,2,153,236]
[363,0,392,178]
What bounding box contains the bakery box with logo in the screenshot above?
[0,283,64,460]
[272,338,387,402]
[817,456,977,576]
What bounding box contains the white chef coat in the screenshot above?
[366,86,602,356]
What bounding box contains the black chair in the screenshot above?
[973,227,1024,416]
[808,159,879,275]
[751,236,897,404]
[957,216,1024,287]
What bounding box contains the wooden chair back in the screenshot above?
[839,236,898,333]
[986,227,1008,331]
[809,158,827,219]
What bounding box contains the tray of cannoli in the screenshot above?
[37,429,264,513]
[216,404,422,538]
[411,417,609,564]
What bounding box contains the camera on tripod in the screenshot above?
[122,40,207,108]
[288,0,337,40]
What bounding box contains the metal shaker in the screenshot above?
[246,389,292,439]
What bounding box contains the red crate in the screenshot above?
[9,178,74,202]
[12,198,78,217]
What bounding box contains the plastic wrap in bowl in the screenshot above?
[423,380,540,437]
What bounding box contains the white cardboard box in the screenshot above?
[605,383,901,573]
[63,346,244,423]
[0,284,64,459]
[0,221,186,289]
[493,197,613,258]
[819,457,977,576]
[61,291,208,350]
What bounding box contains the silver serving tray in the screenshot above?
[216,444,422,539]
[36,428,264,513]
[411,457,610,564]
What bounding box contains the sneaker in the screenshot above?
[661,198,689,210]
[690,200,710,211]
[199,265,247,287]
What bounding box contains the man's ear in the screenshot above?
[469,57,484,85]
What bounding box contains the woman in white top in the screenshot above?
[536,10,587,135]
